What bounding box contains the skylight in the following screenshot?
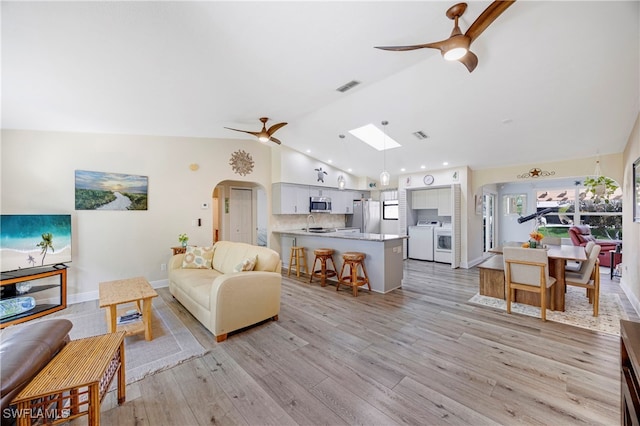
[348,123,401,151]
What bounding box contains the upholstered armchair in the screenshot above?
[568,225,620,268]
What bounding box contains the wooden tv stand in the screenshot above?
[0,265,67,329]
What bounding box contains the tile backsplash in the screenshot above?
[272,213,346,231]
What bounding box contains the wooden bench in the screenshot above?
[478,255,505,299]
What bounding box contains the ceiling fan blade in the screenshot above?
[224,127,260,137]
[269,136,282,145]
[458,50,478,72]
[375,41,444,52]
[267,122,287,135]
[465,0,516,43]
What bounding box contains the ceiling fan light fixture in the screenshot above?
[444,46,468,61]
[258,135,270,142]
[442,34,470,61]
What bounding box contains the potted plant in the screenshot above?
[178,233,189,247]
[583,175,619,204]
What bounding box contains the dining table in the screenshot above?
[489,243,588,311]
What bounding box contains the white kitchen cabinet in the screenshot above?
[438,188,452,216]
[328,190,347,214]
[272,183,310,214]
[412,190,438,209]
[411,190,427,209]
[329,190,367,214]
[308,187,330,198]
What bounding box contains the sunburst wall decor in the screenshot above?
[229,150,254,176]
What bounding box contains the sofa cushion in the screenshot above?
[182,246,214,269]
[170,268,220,309]
[234,255,257,272]
[212,241,280,274]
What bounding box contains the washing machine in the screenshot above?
[408,220,440,261]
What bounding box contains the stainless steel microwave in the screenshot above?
[310,197,332,213]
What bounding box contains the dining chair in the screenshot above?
[565,241,596,273]
[565,244,601,316]
[503,247,556,321]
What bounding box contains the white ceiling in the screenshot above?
[2,1,639,182]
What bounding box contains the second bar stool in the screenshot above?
[337,252,370,297]
[309,248,338,287]
[288,246,308,278]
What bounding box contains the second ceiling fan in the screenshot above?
[224,117,287,145]
[375,1,515,73]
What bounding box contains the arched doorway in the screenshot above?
[212,180,267,246]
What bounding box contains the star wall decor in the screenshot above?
[517,167,555,179]
[229,150,254,176]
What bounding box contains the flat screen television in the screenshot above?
[0,214,72,273]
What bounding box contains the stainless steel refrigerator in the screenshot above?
[347,199,381,233]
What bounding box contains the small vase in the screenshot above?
[181,241,188,248]
[529,241,537,249]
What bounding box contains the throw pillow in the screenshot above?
[182,246,214,269]
[233,255,257,272]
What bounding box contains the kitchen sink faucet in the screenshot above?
[307,214,316,230]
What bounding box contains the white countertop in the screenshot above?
[274,229,407,242]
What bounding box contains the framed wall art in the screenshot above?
[75,170,148,210]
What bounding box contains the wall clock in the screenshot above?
[423,175,434,185]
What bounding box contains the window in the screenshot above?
[383,200,398,220]
[534,183,622,240]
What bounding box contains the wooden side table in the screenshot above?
[12,331,126,426]
[171,246,187,255]
[99,277,158,341]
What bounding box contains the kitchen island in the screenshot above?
[274,229,408,294]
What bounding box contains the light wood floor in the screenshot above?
[87,260,637,425]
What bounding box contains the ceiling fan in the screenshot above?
[224,117,287,145]
[375,1,515,73]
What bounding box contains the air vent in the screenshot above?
[336,80,361,93]
[413,131,429,140]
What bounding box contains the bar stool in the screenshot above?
[337,252,370,297]
[287,246,308,278]
[309,248,337,287]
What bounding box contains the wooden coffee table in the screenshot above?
[99,276,158,341]
[12,331,126,426]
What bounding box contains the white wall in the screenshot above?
[621,114,640,314]
[1,130,273,302]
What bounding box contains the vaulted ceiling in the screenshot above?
[2,1,639,182]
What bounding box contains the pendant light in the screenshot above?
[380,120,390,186]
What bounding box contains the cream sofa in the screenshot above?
[168,241,282,342]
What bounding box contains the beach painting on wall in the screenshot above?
[75,170,148,210]
[0,214,72,273]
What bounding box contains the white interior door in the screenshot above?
[230,188,252,243]
[483,192,497,253]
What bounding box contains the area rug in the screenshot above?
[1,295,208,384]
[468,286,629,335]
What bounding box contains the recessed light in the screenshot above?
[420,165,426,169]
[443,162,448,166]
[306,149,311,153]
[400,168,406,172]
[328,159,333,163]
[347,168,352,172]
